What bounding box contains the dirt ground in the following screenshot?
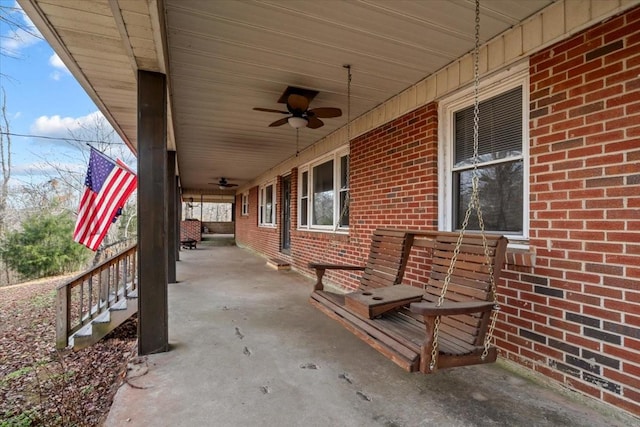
[0,276,138,426]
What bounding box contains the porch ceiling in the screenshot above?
[21,0,553,197]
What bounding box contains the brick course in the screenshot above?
[236,6,640,418]
[180,220,200,242]
[525,6,640,416]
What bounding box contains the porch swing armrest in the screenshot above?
[308,264,365,291]
[409,300,494,316]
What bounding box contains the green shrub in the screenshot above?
[0,212,91,280]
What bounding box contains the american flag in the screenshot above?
[73,147,137,251]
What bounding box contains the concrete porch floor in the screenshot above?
[105,245,637,426]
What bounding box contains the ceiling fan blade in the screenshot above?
[307,116,324,129]
[269,117,290,127]
[287,94,309,113]
[253,107,289,114]
[308,107,342,118]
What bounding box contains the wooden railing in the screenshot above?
[56,244,138,349]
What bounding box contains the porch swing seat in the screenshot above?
[309,229,508,374]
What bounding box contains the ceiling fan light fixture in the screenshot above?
[288,116,308,128]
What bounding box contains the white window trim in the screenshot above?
[259,181,276,227]
[438,63,530,243]
[241,192,249,216]
[298,146,350,233]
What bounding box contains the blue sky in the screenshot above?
[1,0,114,184]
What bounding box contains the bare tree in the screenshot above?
[0,88,11,235]
[0,3,42,59]
[32,113,135,197]
[19,113,137,263]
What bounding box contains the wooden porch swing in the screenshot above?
[308,0,508,374]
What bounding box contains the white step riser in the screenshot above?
[72,297,137,351]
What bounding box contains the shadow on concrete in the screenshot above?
[105,245,638,427]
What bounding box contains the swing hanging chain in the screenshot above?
[431,0,498,370]
[470,0,500,362]
[336,65,352,230]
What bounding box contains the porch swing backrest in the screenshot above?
[358,229,415,290]
[420,233,508,350]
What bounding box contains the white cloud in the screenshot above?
[48,53,70,80]
[30,110,105,138]
[0,2,43,57]
[49,53,66,69]
[49,53,71,81]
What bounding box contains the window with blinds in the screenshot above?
[454,86,522,167]
[452,85,524,233]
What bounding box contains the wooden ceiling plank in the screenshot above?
[118,0,152,15]
[39,0,113,17]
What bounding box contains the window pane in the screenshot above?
[313,160,333,225]
[454,86,522,167]
[300,200,308,226]
[259,189,264,223]
[265,185,273,224]
[302,171,308,197]
[454,160,523,233]
[340,155,349,189]
[339,191,349,226]
[339,155,350,227]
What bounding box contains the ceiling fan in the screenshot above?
[253,88,342,129]
[209,177,238,190]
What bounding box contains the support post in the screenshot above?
[231,202,236,237]
[137,70,169,355]
[167,151,177,283]
[176,179,181,261]
[55,286,70,349]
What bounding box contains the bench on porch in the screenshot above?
[309,229,508,374]
[181,239,197,249]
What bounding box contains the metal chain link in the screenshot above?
[336,65,352,229]
[431,0,498,370]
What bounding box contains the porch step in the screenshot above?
[71,290,138,351]
[267,258,291,271]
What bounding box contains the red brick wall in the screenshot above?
[235,185,281,260]
[235,7,640,417]
[180,220,201,242]
[236,104,439,287]
[506,6,640,416]
[291,104,439,289]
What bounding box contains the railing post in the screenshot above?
[115,258,121,301]
[79,279,84,325]
[87,275,93,321]
[100,266,109,306]
[132,249,138,289]
[123,255,129,298]
[56,286,70,349]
